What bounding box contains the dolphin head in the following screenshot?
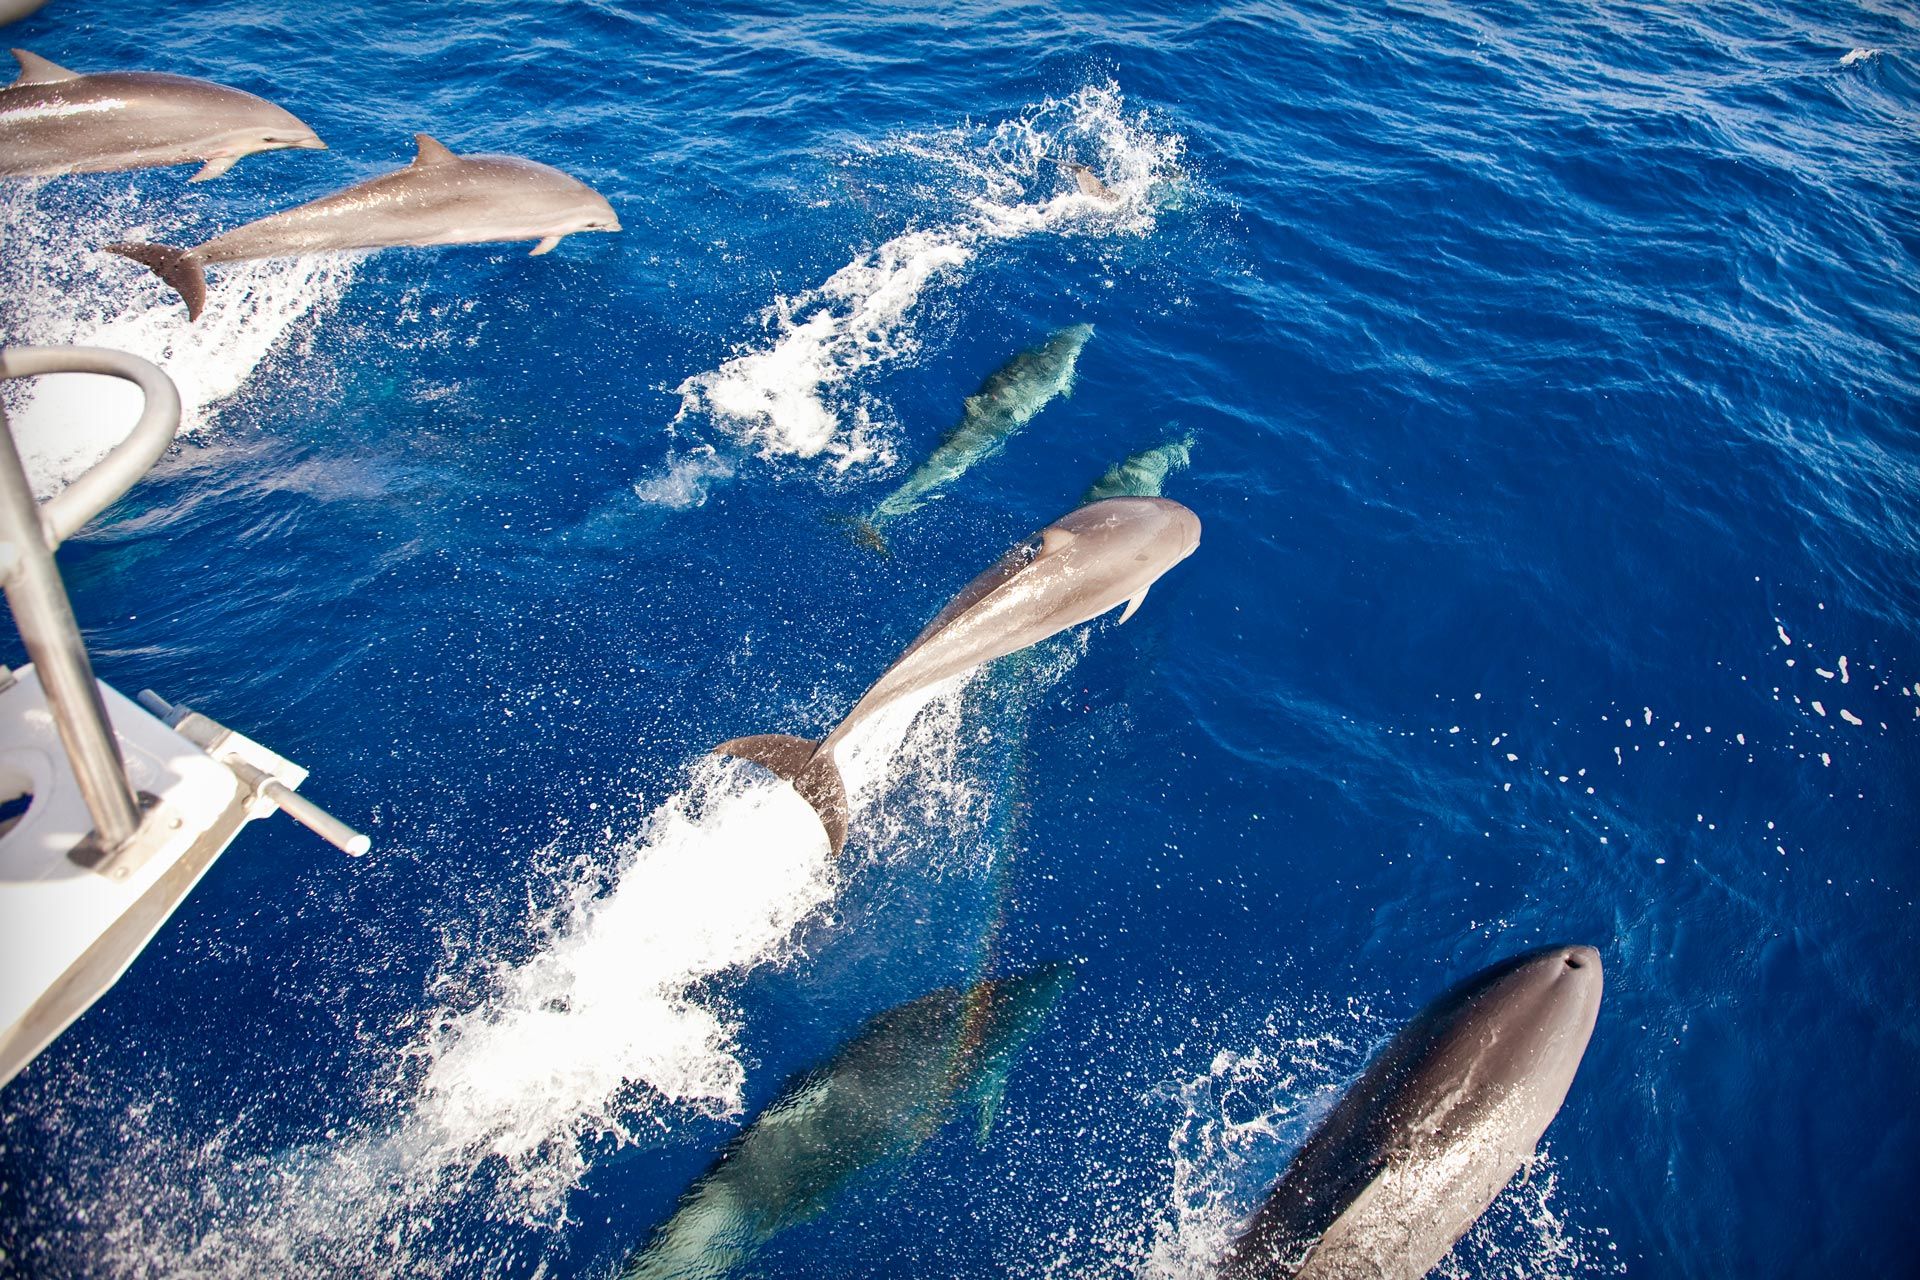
[555,173,622,235]
[189,97,325,180]
[1046,495,1201,582]
[1403,943,1603,1124]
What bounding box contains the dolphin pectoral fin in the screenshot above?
[715,733,852,856]
[10,50,80,87]
[106,241,208,322]
[411,133,459,166]
[975,1068,1010,1146]
[1115,588,1148,625]
[530,235,562,256]
[189,155,238,183]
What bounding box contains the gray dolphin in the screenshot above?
[0,48,322,181]
[849,323,1093,554]
[720,495,1200,855]
[1220,945,1603,1280]
[106,132,621,320]
[1057,159,1120,202]
[0,3,50,27]
[622,965,1073,1280]
[1083,433,1194,503]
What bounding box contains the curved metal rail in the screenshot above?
[0,347,178,852]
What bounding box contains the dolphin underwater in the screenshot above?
[0,48,323,180]
[621,965,1073,1280]
[1219,945,1603,1280]
[1083,433,1194,503]
[849,323,1093,553]
[720,495,1200,855]
[106,132,620,320]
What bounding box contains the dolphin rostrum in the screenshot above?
[105,132,620,320]
[849,323,1093,553]
[0,48,323,181]
[1083,433,1194,503]
[1220,945,1604,1280]
[622,965,1072,1280]
[720,495,1201,855]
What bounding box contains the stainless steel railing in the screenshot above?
[0,345,367,862]
[0,347,175,855]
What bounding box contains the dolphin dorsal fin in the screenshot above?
[1038,525,1077,558]
[411,133,459,166]
[11,49,81,87]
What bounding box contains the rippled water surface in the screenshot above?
[1,1,1916,1276]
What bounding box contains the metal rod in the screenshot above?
[226,758,372,857]
[0,403,143,849]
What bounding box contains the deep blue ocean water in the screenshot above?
[2,1,1917,1276]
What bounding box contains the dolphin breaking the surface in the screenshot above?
[621,966,1072,1280]
[1084,433,1194,503]
[105,132,620,320]
[850,323,1093,553]
[1220,946,1604,1280]
[719,495,1201,856]
[0,48,323,181]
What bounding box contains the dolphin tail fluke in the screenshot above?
[716,733,851,856]
[825,513,891,556]
[106,242,207,321]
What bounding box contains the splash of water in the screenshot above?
[0,181,356,495]
[672,82,1186,472]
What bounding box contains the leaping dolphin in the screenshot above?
[0,48,323,180]
[719,495,1201,855]
[1220,945,1604,1280]
[621,966,1072,1280]
[849,323,1093,553]
[105,132,621,320]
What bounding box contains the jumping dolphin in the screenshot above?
[621,966,1073,1280]
[1083,433,1194,503]
[0,48,323,180]
[1220,945,1603,1280]
[720,495,1200,855]
[105,132,620,320]
[849,323,1093,553]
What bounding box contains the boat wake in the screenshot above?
[0,180,356,496]
[26,677,981,1277]
[654,81,1186,491]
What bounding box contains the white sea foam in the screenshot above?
[58,675,980,1279]
[0,181,356,496]
[673,82,1185,471]
[631,445,736,509]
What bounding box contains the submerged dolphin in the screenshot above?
[849,323,1092,553]
[1083,433,1194,503]
[106,132,620,320]
[1221,945,1603,1280]
[0,48,323,180]
[720,496,1200,855]
[622,965,1073,1280]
